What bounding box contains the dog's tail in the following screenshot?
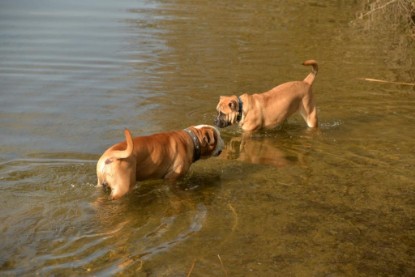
[302,60,318,85]
[113,128,134,159]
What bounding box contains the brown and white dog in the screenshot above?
[96,125,224,200]
[215,60,318,132]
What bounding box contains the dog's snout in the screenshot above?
[219,121,229,128]
[214,113,229,128]
[214,116,219,125]
[214,115,222,128]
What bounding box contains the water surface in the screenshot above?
[1,0,414,275]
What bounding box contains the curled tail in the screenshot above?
[97,129,134,183]
[302,59,318,85]
[113,128,134,159]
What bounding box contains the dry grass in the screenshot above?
[358,77,415,86]
[186,259,196,277]
[355,0,415,37]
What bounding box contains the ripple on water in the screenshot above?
[0,158,213,275]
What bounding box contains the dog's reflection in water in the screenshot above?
[220,134,298,169]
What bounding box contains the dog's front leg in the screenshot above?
[164,161,190,180]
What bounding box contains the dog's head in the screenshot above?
[214,95,241,128]
[188,125,224,159]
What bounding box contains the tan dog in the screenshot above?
[215,60,318,131]
[96,125,224,200]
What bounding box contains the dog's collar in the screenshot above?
[184,128,201,162]
[237,96,243,122]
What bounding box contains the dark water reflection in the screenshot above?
[1,0,415,275]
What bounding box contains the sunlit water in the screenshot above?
[1,0,414,275]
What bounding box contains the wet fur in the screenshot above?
[215,60,318,131]
[96,125,224,200]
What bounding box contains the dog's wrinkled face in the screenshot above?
[214,95,240,128]
[193,125,224,158]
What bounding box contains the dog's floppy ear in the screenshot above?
[202,128,216,147]
[228,100,237,111]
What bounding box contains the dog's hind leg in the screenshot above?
[300,90,318,128]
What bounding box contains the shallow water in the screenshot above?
[1,0,415,275]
